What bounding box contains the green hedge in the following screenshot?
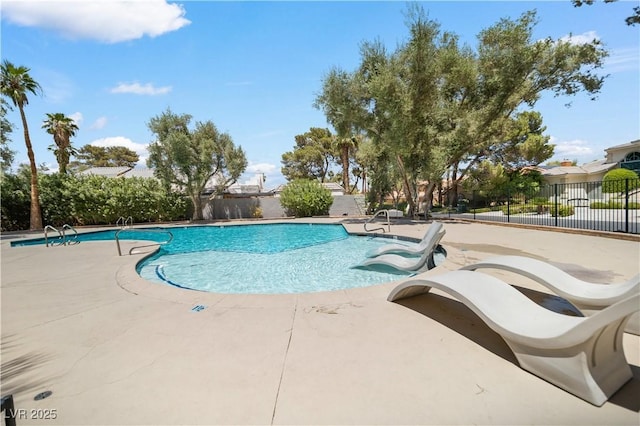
[279,179,333,217]
[1,173,188,231]
[590,201,640,209]
[500,204,538,215]
[602,169,640,193]
[551,205,575,217]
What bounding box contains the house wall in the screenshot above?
[544,172,607,186]
[202,196,286,220]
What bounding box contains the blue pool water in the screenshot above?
[137,223,419,293]
[12,223,431,294]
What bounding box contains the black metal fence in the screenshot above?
[451,178,640,235]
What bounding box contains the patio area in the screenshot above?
[1,219,639,425]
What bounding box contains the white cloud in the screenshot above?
[69,112,83,126]
[550,137,595,159]
[90,136,148,164]
[1,0,190,43]
[604,47,639,74]
[560,31,599,45]
[246,162,277,174]
[110,82,172,95]
[89,116,108,130]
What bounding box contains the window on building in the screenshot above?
[624,152,640,162]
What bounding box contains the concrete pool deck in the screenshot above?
[1,218,639,425]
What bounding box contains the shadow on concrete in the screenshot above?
[1,334,56,399]
[395,292,518,365]
[393,289,639,412]
[608,365,640,412]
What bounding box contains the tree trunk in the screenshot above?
[342,144,350,194]
[191,194,203,221]
[20,106,42,230]
[396,154,415,216]
[361,167,366,195]
[422,181,436,217]
[451,162,459,205]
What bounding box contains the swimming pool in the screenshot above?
[12,223,443,294]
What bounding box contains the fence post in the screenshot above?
[1,394,17,426]
[506,187,510,223]
[625,178,630,233]
[554,184,559,228]
[473,190,476,220]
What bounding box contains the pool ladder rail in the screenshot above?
[116,216,133,229]
[364,209,392,233]
[115,228,174,256]
[44,224,79,247]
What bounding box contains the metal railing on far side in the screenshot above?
[364,209,391,233]
[115,228,173,256]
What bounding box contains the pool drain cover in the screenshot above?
[34,390,52,401]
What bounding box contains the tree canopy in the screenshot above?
[572,0,640,26]
[70,144,140,170]
[0,98,15,175]
[147,108,247,220]
[314,7,607,213]
[42,112,79,174]
[281,127,335,183]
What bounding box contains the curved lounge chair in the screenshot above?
[460,255,640,335]
[366,222,444,258]
[387,270,639,406]
[352,227,446,272]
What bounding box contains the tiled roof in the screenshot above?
[541,159,615,176]
[77,166,131,177]
[124,167,156,178]
[605,139,640,153]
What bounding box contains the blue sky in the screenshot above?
[2,0,638,189]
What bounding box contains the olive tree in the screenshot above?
[147,108,247,220]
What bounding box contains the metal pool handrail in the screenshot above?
[62,224,78,245]
[364,209,391,233]
[116,216,133,229]
[115,228,174,256]
[44,225,63,247]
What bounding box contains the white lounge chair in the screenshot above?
[366,222,444,258]
[387,270,639,406]
[352,227,446,272]
[460,255,640,335]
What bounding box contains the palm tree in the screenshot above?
[42,112,79,174]
[334,135,359,193]
[0,60,43,230]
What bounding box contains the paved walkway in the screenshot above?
[1,219,639,425]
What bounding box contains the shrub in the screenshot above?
[591,200,640,209]
[602,168,640,193]
[500,204,538,215]
[0,172,31,231]
[39,173,75,226]
[531,196,550,205]
[251,206,263,218]
[551,205,574,217]
[279,179,333,217]
[1,172,188,230]
[470,207,492,213]
[591,201,621,209]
